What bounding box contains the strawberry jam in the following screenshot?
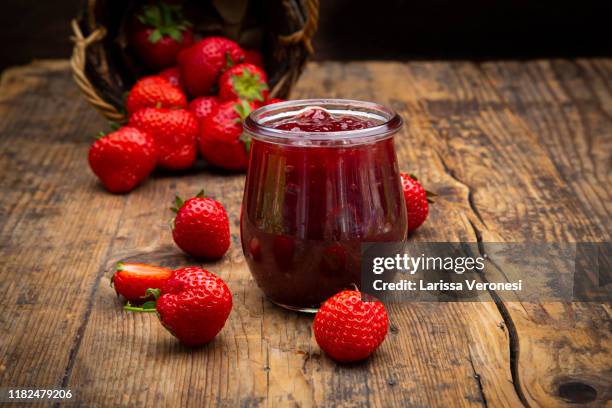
[270,107,381,132]
[241,101,407,312]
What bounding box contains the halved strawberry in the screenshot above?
[111,262,173,301]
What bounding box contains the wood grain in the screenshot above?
[0,59,609,407]
[398,60,611,406]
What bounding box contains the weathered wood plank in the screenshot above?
[64,61,512,407]
[400,60,611,407]
[0,61,124,389]
[0,59,609,408]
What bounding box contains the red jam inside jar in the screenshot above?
[241,100,407,312]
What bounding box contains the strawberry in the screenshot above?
[188,96,219,122]
[126,76,187,116]
[219,63,269,102]
[314,290,388,363]
[111,262,172,301]
[129,107,198,170]
[88,126,157,193]
[125,267,233,347]
[399,173,434,234]
[129,1,193,70]
[243,49,264,68]
[178,37,245,96]
[158,66,184,91]
[171,191,231,259]
[199,100,255,171]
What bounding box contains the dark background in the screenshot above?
[1,0,611,71]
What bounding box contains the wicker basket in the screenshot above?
[70,0,319,123]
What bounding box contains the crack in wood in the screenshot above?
[434,147,524,407]
[467,349,488,408]
[467,220,530,408]
[435,150,487,228]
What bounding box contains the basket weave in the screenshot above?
[70,0,319,123]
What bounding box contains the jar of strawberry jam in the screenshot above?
[241,99,407,312]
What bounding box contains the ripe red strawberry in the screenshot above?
[129,107,198,170]
[243,49,264,68]
[126,76,187,116]
[88,126,157,193]
[125,267,233,347]
[178,37,245,96]
[199,100,255,171]
[171,191,231,259]
[400,173,433,234]
[314,290,388,363]
[159,66,184,90]
[188,96,219,122]
[111,262,172,301]
[129,1,193,70]
[218,63,269,102]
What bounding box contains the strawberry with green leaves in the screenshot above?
[111,262,173,302]
[129,1,193,70]
[218,63,269,103]
[125,266,233,347]
[171,191,231,259]
[199,100,255,171]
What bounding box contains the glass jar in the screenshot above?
[241,99,407,312]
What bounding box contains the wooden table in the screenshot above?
[0,60,610,407]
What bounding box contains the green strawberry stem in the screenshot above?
[170,190,206,213]
[231,69,268,102]
[138,0,192,44]
[123,288,161,312]
[170,195,184,213]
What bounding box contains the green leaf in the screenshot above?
[175,195,184,209]
[233,99,253,122]
[240,133,252,153]
[225,52,235,68]
[124,301,157,313]
[140,301,157,310]
[148,29,163,44]
[195,190,205,198]
[166,27,182,42]
[109,121,121,131]
[145,288,161,299]
[116,262,125,271]
[230,69,268,102]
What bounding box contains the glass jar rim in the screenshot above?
[243,99,403,146]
